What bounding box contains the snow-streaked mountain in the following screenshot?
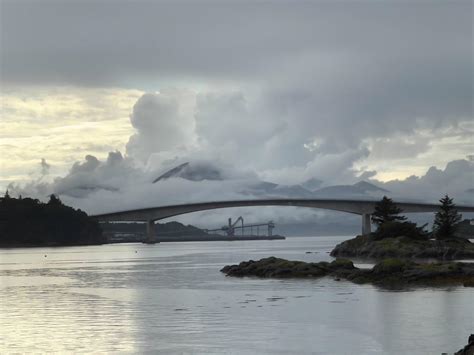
[153,162,223,183]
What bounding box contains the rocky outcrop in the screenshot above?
[221,257,474,288]
[455,334,474,355]
[330,235,474,260]
[221,257,355,279]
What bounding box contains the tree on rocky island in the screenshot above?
[371,196,428,240]
[433,195,462,240]
[373,220,428,240]
[371,196,407,227]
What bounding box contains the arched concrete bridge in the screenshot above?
[92,199,474,243]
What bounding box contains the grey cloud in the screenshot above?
[357,170,378,181]
[368,136,432,160]
[40,158,50,176]
[70,155,100,174]
[374,159,474,204]
[2,1,472,174]
[53,151,140,198]
[3,1,473,224]
[1,1,470,87]
[51,86,467,193]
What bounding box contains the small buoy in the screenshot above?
[44,255,47,257]
[135,250,137,253]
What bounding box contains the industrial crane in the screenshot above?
[205,217,275,237]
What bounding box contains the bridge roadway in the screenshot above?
[92,198,474,243]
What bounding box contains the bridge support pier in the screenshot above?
[144,220,157,244]
[362,214,372,236]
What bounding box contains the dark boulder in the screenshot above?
[455,334,474,355]
[221,257,474,289]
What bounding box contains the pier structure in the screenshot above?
[205,217,275,237]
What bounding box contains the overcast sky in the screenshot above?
[1,0,473,218]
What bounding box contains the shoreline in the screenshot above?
[0,235,286,248]
[126,235,285,243]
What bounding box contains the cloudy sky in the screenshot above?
[1,0,473,223]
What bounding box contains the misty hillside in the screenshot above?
[153,161,389,200]
[301,177,323,191]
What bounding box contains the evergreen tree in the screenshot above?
[433,195,462,239]
[0,195,104,246]
[48,194,63,206]
[371,196,406,227]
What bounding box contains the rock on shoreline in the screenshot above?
[330,235,474,260]
[221,257,474,288]
[455,334,474,355]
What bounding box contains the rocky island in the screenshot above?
[330,234,474,260]
[331,195,474,260]
[221,257,474,288]
[222,196,474,289]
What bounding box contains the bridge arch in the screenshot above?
[92,198,474,243]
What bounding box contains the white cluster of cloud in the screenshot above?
[6,88,473,229]
[126,89,197,164]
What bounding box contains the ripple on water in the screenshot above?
[1,237,473,354]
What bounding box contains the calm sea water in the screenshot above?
[0,236,472,354]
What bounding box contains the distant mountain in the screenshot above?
[247,179,388,200]
[301,177,323,191]
[101,220,209,237]
[240,181,314,198]
[153,162,389,200]
[353,181,389,193]
[242,181,279,196]
[153,162,223,183]
[273,184,314,198]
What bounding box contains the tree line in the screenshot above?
[371,194,464,240]
[0,192,105,246]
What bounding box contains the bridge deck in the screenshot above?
[92,198,474,222]
[92,198,474,243]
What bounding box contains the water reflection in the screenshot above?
[0,237,472,353]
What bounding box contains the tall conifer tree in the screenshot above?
[371,196,406,226]
[433,195,462,239]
